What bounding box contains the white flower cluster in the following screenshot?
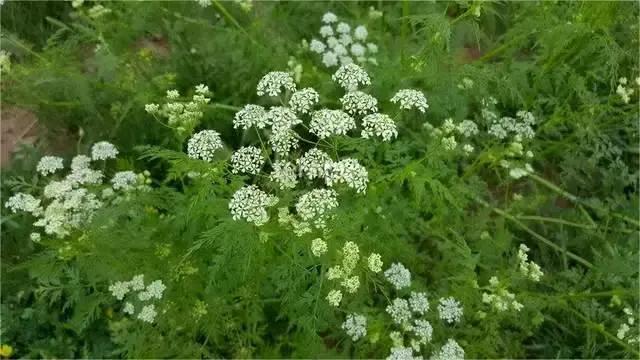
[229,185,278,226]
[231,146,265,175]
[616,77,635,104]
[289,88,320,114]
[361,113,398,141]
[256,71,296,97]
[311,238,328,257]
[91,141,119,161]
[437,297,464,324]
[340,91,378,115]
[295,188,338,224]
[517,244,544,281]
[424,118,476,154]
[342,313,367,341]
[391,89,429,113]
[481,276,523,312]
[616,307,639,345]
[367,253,383,273]
[297,148,332,180]
[384,263,411,290]
[109,274,166,323]
[431,339,465,360]
[233,104,269,129]
[269,160,298,189]
[36,156,64,176]
[310,109,356,139]
[309,12,378,68]
[485,107,536,140]
[326,241,365,303]
[5,142,143,240]
[187,130,223,162]
[144,85,211,135]
[332,63,372,91]
[324,158,369,193]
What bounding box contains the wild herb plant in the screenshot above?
[1,1,639,359]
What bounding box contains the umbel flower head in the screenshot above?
[233,104,269,129]
[91,141,119,160]
[289,88,320,114]
[256,71,296,97]
[342,313,367,341]
[390,89,429,113]
[231,146,265,175]
[229,185,278,226]
[269,160,298,190]
[187,130,223,162]
[324,158,369,193]
[361,113,398,141]
[310,109,356,139]
[295,188,338,221]
[340,91,378,115]
[297,148,332,180]
[332,63,371,91]
[36,156,64,176]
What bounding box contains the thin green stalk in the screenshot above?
[567,307,640,356]
[516,215,596,230]
[211,0,258,46]
[475,197,594,269]
[530,174,639,228]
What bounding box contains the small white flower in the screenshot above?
[361,113,398,141]
[70,155,91,171]
[354,25,368,41]
[30,232,41,242]
[233,104,268,129]
[441,136,457,151]
[311,238,328,257]
[456,120,479,137]
[137,304,157,323]
[339,34,353,47]
[342,313,367,341]
[269,160,298,190]
[350,43,366,58]
[462,144,474,154]
[333,43,349,57]
[229,185,278,226]
[431,339,465,360]
[123,302,135,315]
[336,22,351,34]
[367,253,383,273]
[322,51,339,67]
[324,158,369,193]
[269,128,300,155]
[387,346,419,360]
[384,263,411,290]
[145,103,160,114]
[386,298,411,324]
[340,91,378,115]
[320,25,335,38]
[339,56,354,66]
[109,281,130,300]
[322,12,338,24]
[289,88,320,114]
[195,84,209,95]
[409,292,430,314]
[111,171,138,191]
[367,43,378,54]
[310,109,356,139]
[326,289,343,306]
[36,156,64,176]
[341,275,360,293]
[166,89,180,99]
[256,71,296,97]
[5,193,41,214]
[145,280,166,299]
[332,63,371,91]
[231,146,264,175]
[391,89,429,112]
[129,274,145,291]
[297,148,332,180]
[266,106,302,131]
[438,297,463,324]
[310,39,326,54]
[187,130,223,162]
[295,188,338,221]
[91,141,119,161]
[43,180,74,199]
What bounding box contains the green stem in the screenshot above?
[475,197,594,269]
[211,0,257,46]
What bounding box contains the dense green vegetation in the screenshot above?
[1,1,638,358]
